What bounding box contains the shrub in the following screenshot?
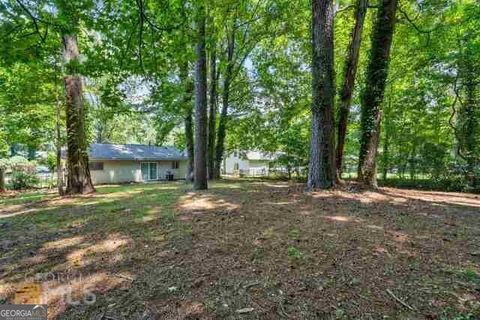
[9,171,39,190]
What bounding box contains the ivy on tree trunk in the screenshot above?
[358,0,398,187]
[63,34,95,195]
[335,0,368,180]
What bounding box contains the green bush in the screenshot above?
[9,171,40,190]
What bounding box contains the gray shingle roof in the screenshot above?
[89,143,187,161]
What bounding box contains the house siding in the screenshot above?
[248,160,270,175]
[90,160,188,184]
[222,153,271,175]
[223,153,249,174]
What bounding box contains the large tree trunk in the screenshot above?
[335,0,368,180]
[357,0,398,187]
[307,0,336,190]
[207,45,217,180]
[193,9,208,190]
[56,97,65,195]
[63,34,95,194]
[214,32,235,179]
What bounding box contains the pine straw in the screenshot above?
[1,181,479,319]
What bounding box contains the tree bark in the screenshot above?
[63,34,95,194]
[207,45,217,180]
[458,68,479,190]
[214,31,235,179]
[357,0,398,187]
[185,110,194,182]
[179,63,195,182]
[307,0,336,190]
[193,9,208,190]
[0,167,5,193]
[335,0,368,180]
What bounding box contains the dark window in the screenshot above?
[234,163,239,170]
[89,162,104,171]
[172,161,179,169]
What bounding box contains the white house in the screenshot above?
[83,143,188,184]
[222,151,276,176]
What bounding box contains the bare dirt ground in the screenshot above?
[1,180,479,319]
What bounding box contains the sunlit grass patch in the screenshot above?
[0,190,55,206]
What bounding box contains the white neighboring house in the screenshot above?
[64,143,189,185]
[222,151,276,176]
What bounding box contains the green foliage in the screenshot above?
[440,308,475,320]
[461,268,480,283]
[287,246,303,261]
[42,152,57,172]
[9,171,40,190]
[0,0,479,193]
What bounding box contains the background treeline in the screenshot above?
[0,0,479,193]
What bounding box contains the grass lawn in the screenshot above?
[1,180,479,319]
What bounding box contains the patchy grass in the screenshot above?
[1,180,480,319]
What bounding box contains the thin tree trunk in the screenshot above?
[207,44,217,180]
[179,63,194,182]
[382,126,390,181]
[185,111,194,182]
[381,83,393,181]
[214,31,235,179]
[457,56,479,190]
[358,0,398,187]
[307,0,336,190]
[56,97,64,195]
[335,0,368,180]
[63,34,95,194]
[193,9,208,190]
[0,167,5,193]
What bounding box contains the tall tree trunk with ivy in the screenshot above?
[335,0,368,180]
[457,58,479,190]
[214,31,235,179]
[62,34,95,195]
[307,0,336,190]
[194,7,208,190]
[358,0,398,187]
[207,45,217,180]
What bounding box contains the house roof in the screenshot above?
[245,151,277,161]
[88,143,187,161]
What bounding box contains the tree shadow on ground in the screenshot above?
[1,180,479,319]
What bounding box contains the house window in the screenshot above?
[233,151,238,157]
[172,161,179,169]
[234,162,239,170]
[89,162,104,171]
